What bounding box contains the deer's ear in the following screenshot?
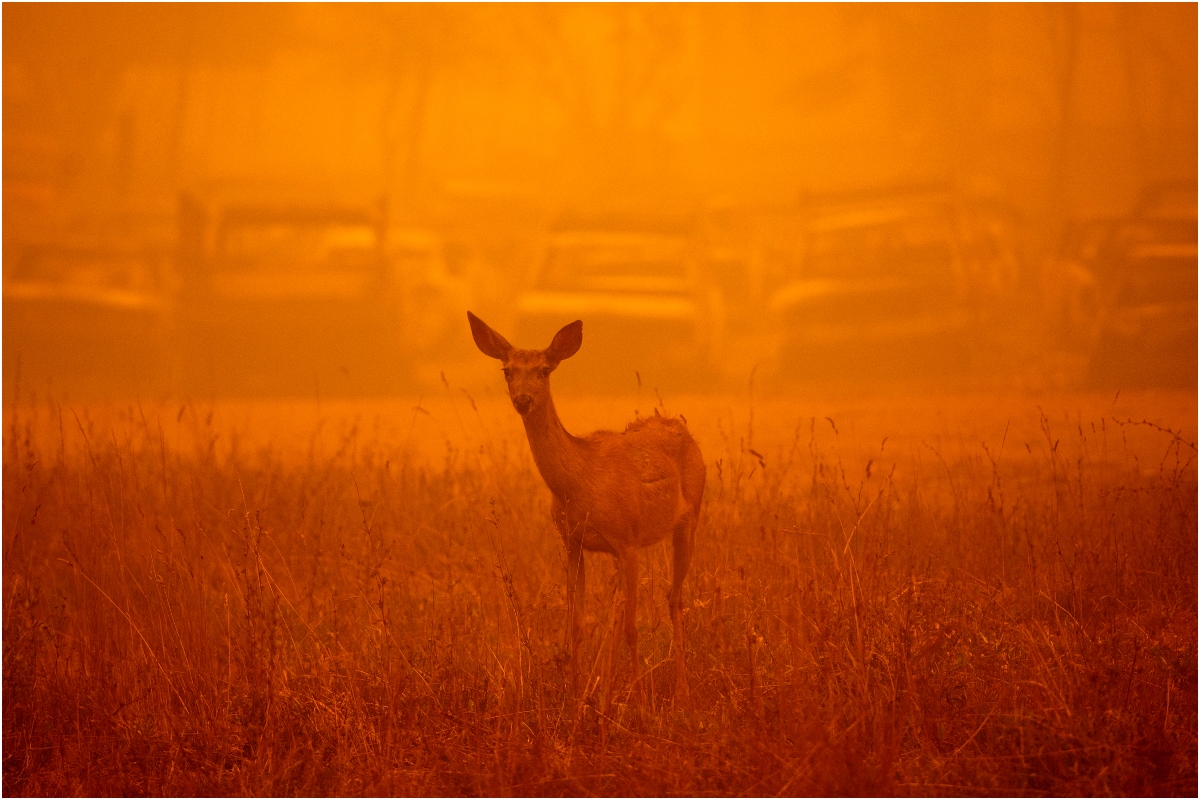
[467,311,513,360]
[545,320,583,367]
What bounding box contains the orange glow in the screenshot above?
[3,5,1196,795]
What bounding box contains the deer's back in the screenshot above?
[561,415,704,549]
[617,415,705,514]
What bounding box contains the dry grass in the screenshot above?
[3,388,1196,796]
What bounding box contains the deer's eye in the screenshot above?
[502,369,512,381]
[540,368,552,378]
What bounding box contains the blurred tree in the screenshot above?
[290,4,488,213]
[3,3,294,193]
[1118,3,1199,187]
[513,4,698,207]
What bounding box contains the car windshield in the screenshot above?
[804,215,956,282]
[1120,245,1198,306]
[10,248,158,293]
[539,235,690,292]
[1117,218,1198,249]
[219,222,377,272]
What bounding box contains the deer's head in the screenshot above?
[467,312,582,417]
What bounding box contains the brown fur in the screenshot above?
[468,311,705,699]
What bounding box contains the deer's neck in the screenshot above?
[522,396,589,499]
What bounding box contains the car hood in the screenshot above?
[516,290,700,320]
[768,277,968,342]
[768,277,920,313]
[208,271,374,300]
[4,280,166,311]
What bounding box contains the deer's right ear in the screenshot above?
[467,311,513,360]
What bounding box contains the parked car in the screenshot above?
[175,193,407,396]
[767,190,1023,385]
[3,240,172,396]
[1045,217,1116,348]
[387,228,471,360]
[1082,183,1197,389]
[512,225,724,390]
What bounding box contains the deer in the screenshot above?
[467,311,705,700]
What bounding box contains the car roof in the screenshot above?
[805,204,952,234]
[220,205,377,227]
[548,230,688,249]
[388,228,441,250]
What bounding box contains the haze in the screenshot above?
[3,3,1196,399]
[4,6,1198,794]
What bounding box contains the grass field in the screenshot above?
[3,385,1196,796]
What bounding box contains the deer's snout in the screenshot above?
[512,394,533,415]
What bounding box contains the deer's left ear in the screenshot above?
[545,320,582,367]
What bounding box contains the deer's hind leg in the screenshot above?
[668,507,696,700]
[615,547,642,697]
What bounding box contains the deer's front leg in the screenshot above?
[565,536,585,694]
[553,497,585,694]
